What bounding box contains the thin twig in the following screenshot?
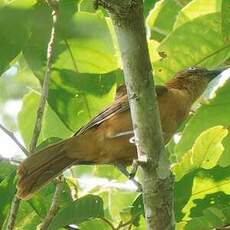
[6,1,60,229]
[39,177,63,230]
[115,213,140,230]
[0,155,22,165]
[29,0,59,153]
[99,217,116,230]
[6,196,20,230]
[0,124,28,155]
[38,1,62,229]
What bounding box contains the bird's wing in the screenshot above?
[75,85,168,135]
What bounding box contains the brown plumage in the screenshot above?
[17,67,221,200]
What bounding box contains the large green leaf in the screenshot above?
[222,0,230,42]
[181,168,230,222]
[0,2,33,76]
[80,218,111,230]
[54,11,118,73]
[24,6,117,78]
[48,194,104,229]
[147,0,181,41]
[153,12,230,82]
[17,90,73,148]
[174,0,221,28]
[48,69,117,131]
[173,126,228,181]
[175,79,230,167]
[0,170,17,227]
[143,0,158,17]
[23,0,78,79]
[184,206,230,230]
[0,161,16,183]
[13,180,72,229]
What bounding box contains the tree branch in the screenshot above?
[98,0,175,229]
[6,196,20,230]
[29,0,58,153]
[0,124,28,155]
[39,177,63,230]
[6,1,60,229]
[0,155,21,165]
[38,1,62,229]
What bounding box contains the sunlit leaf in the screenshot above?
[173,126,228,181]
[147,0,181,41]
[55,11,118,73]
[80,218,111,230]
[48,69,117,131]
[222,0,230,42]
[174,0,221,28]
[18,90,73,148]
[175,80,230,167]
[153,12,230,82]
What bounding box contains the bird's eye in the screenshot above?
[188,67,196,71]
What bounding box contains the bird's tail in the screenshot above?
[17,140,75,200]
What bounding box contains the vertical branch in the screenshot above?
[97,0,174,229]
[29,0,59,153]
[39,177,63,230]
[6,1,60,229]
[6,197,20,230]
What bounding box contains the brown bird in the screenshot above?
[17,67,221,200]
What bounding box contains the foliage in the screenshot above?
[0,0,229,229]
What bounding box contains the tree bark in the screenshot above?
[97,0,175,229]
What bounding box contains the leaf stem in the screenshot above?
[100,217,116,230]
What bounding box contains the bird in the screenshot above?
[16,67,222,200]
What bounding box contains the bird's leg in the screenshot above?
[129,159,139,178]
[114,163,142,192]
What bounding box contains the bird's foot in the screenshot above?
[114,163,142,192]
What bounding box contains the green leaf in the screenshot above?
[54,11,118,73]
[175,80,230,167]
[153,12,230,82]
[13,180,72,229]
[173,126,228,181]
[48,69,117,131]
[24,8,117,78]
[131,195,144,226]
[184,207,230,230]
[0,170,17,228]
[147,0,181,41]
[143,0,158,17]
[222,0,230,42]
[0,4,32,76]
[174,0,221,28]
[17,90,73,148]
[0,161,16,183]
[176,166,230,222]
[23,0,78,79]
[80,218,111,230]
[48,194,104,229]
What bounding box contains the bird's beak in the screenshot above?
[205,68,225,81]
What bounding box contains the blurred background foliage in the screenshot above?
[0,0,230,229]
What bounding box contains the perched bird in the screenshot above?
[17,67,222,200]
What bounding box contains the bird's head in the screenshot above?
[166,66,223,100]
